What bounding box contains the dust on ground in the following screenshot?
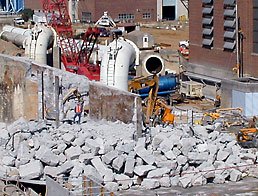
[140,21,189,50]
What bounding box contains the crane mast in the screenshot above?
[41,0,100,80]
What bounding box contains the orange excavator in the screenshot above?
[236,128,258,148]
[128,75,174,127]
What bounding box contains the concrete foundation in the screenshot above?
[221,77,258,116]
[89,83,142,138]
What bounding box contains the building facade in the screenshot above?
[188,0,258,79]
[23,0,188,23]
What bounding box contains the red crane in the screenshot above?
[41,0,100,80]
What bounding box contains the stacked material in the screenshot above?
[0,118,257,193]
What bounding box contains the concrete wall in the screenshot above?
[89,82,142,138]
[0,54,142,136]
[0,55,38,123]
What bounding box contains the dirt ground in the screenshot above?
[140,23,189,50]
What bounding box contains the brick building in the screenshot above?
[24,0,188,23]
[188,0,258,79]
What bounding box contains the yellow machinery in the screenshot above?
[128,75,174,126]
[201,107,243,126]
[236,128,258,148]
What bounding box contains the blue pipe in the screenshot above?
[139,90,176,98]
[138,74,178,94]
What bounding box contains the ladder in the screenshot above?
[107,57,116,86]
[29,39,37,60]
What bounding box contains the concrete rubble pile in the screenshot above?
[0,118,257,192]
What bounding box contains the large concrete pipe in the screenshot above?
[25,25,53,64]
[0,31,27,48]
[100,37,136,91]
[2,25,31,37]
[143,54,165,75]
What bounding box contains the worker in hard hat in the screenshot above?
[73,101,83,124]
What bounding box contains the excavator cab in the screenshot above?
[236,128,258,148]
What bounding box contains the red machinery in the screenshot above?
[41,0,100,80]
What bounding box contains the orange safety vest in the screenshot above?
[75,105,82,113]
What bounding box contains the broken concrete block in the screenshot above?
[191,125,209,138]
[135,157,143,166]
[7,117,29,135]
[91,157,109,178]
[147,167,170,179]
[134,165,156,176]
[172,147,181,156]
[216,149,230,161]
[104,182,118,192]
[170,175,180,186]
[78,153,94,164]
[84,165,103,184]
[134,146,155,165]
[103,169,115,183]
[240,153,256,162]
[178,174,194,188]
[141,179,160,189]
[112,154,126,172]
[102,150,118,165]
[19,160,43,179]
[213,174,225,184]
[71,136,85,147]
[159,176,171,187]
[62,133,75,144]
[156,160,177,170]
[196,143,208,153]
[64,146,83,160]
[57,161,74,175]
[180,137,196,155]
[115,174,133,190]
[226,154,241,165]
[191,174,207,186]
[159,138,174,153]
[120,142,135,154]
[70,164,83,177]
[2,156,15,166]
[177,155,188,166]
[124,157,135,177]
[188,152,209,165]
[152,133,167,149]
[44,166,58,178]
[58,153,67,164]
[85,138,100,155]
[164,150,177,160]
[135,137,146,148]
[230,169,242,182]
[35,145,59,166]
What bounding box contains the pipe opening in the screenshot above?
[145,56,163,74]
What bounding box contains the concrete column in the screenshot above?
[53,47,61,70]
[55,76,60,128]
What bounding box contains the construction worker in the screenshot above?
[73,101,83,124]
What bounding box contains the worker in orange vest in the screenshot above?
[73,102,83,124]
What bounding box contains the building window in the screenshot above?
[253,0,258,53]
[202,0,214,49]
[118,14,135,23]
[143,13,151,19]
[81,12,91,22]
